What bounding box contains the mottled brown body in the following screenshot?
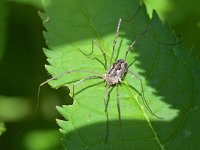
[103,59,128,85]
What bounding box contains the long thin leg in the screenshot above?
[110,4,142,65]
[113,4,141,63]
[40,69,102,87]
[35,70,102,126]
[105,109,109,142]
[128,70,163,119]
[79,40,108,69]
[104,85,109,142]
[78,40,94,56]
[150,33,183,46]
[124,29,148,61]
[104,85,109,110]
[123,4,142,22]
[116,83,122,126]
[110,18,122,67]
[92,40,108,69]
[38,69,101,105]
[72,75,102,97]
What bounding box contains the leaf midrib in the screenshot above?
[124,80,164,150]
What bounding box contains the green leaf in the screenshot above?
[24,129,62,150]
[0,0,7,60]
[142,0,200,59]
[5,0,42,8]
[0,95,31,136]
[0,1,7,136]
[0,122,6,136]
[41,0,200,149]
[0,96,31,121]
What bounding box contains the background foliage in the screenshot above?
[0,0,200,149]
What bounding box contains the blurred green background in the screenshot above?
[0,0,199,150]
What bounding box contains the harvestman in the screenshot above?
[38,17,164,141]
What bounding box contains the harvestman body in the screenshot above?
[104,59,127,86]
[37,14,164,141]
